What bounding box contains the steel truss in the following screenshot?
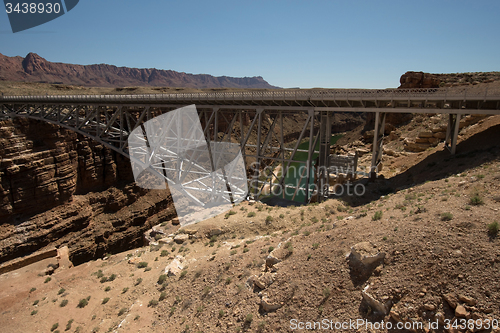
[2,86,500,203]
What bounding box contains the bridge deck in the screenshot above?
[1,87,500,114]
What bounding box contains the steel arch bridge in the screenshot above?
[1,87,500,203]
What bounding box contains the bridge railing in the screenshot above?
[0,87,494,103]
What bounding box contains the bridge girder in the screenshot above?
[1,87,500,203]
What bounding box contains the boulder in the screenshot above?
[455,305,468,318]
[443,293,458,309]
[363,130,374,140]
[128,257,142,265]
[252,272,276,290]
[458,295,477,306]
[349,242,386,267]
[265,254,282,268]
[209,228,223,237]
[158,237,174,245]
[362,285,390,315]
[181,228,197,235]
[165,256,184,277]
[56,246,73,269]
[174,234,189,244]
[356,148,371,157]
[261,296,281,312]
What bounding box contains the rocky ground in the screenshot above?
[0,109,499,332]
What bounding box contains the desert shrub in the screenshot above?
[372,211,383,221]
[65,319,73,331]
[134,278,143,286]
[118,308,127,316]
[44,277,51,283]
[312,243,319,250]
[470,190,484,205]
[159,291,167,301]
[487,221,499,236]
[247,211,256,218]
[265,216,274,223]
[224,210,237,219]
[104,286,111,292]
[102,297,110,304]
[31,310,38,315]
[30,287,36,293]
[245,314,253,323]
[137,262,148,269]
[33,300,39,306]
[77,299,88,308]
[50,323,58,331]
[122,287,129,294]
[60,299,68,307]
[158,274,168,284]
[441,212,453,221]
[160,250,168,257]
[148,299,158,307]
[57,288,65,295]
[323,287,331,299]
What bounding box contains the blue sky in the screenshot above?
[1,0,499,88]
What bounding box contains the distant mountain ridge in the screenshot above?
[0,52,280,89]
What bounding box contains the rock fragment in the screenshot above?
[165,256,184,277]
[174,234,189,244]
[362,285,391,315]
[349,242,386,267]
[455,305,468,318]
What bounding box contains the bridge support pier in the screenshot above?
[316,111,331,202]
[370,111,386,179]
[445,114,461,155]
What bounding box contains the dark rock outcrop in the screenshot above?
[399,71,441,89]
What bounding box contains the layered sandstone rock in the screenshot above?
[0,118,134,220]
[0,118,175,265]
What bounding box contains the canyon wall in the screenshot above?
[0,117,175,265]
